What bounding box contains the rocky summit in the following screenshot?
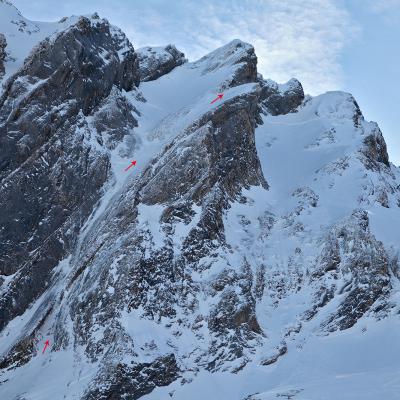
[0,1,399,399]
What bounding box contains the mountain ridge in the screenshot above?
[0,2,399,399]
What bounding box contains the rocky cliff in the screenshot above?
[0,2,399,400]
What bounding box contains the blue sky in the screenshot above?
[12,0,400,165]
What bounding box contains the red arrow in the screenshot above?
[124,160,137,172]
[42,339,50,354]
[210,93,224,104]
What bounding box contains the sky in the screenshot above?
[11,0,400,165]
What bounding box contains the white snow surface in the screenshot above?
[144,317,400,400]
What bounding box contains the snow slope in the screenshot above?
[143,317,400,400]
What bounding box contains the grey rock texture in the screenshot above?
[137,88,267,205]
[316,209,391,331]
[83,354,179,400]
[0,33,6,76]
[137,44,186,81]
[0,35,270,397]
[0,16,139,331]
[193,39,258,90]
[360,122,390,169]
[259,78,304,115]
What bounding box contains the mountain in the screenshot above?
[1,1,400,399]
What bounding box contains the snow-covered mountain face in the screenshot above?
[1,1,400,399]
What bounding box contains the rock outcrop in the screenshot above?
[0,33,6,76]
[137,44,186,81]
[259,77,304,115]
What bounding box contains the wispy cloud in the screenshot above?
[120,0,357,94]
[10,0,399,164]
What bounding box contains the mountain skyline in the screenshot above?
[10,0,400,166]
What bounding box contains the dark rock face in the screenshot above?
[319,210,391,331]
[360,123,390,169]
[137,44,186,81]
[51,84,267,361]
[193,40,258,89]
[208,262,262,371]
[261,345,287,366]
[0,16,139,331]
[229,42,258,87]
[83,354,179,400]
[0,33,6,76]
[0,333,36,370]
[259,78,304,115]
[292,187,319,208]
[138,88,267,205]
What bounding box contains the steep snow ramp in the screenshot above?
[0,37,267,399]
[121,38,260,184]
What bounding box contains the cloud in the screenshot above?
[118,0,357,95]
